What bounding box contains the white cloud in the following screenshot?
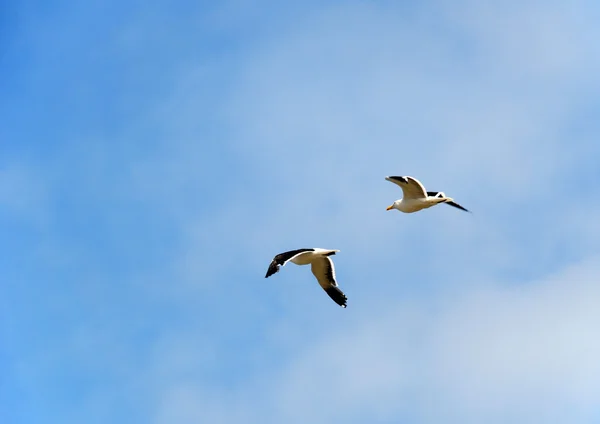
[150,0,600,291]
[225,0,599,193]
[139,3,600,423]
[9,2,598,423]
[425,257,600,422]
[151,255,600,424]
[440,0,600,79]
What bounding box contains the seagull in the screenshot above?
[265,248,347,308]
[385,175,469,213]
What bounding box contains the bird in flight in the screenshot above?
[265,248,347,308]
[385,175,469,213]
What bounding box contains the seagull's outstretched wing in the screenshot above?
[265,248,314,278]
[427,191,470,212]
[386,176,427,199]
[310,256,347,308]
[445,200,470,212]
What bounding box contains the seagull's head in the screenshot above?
[386,200,400,211]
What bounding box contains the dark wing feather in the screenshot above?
[264,248,315,278]
[324,286,347,308]
[388,176,408,184]
[311,257,347,308]
[265,260,281,278]
[445,200,470,212]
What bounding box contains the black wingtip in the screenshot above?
[387,175,408,183]
[265,261,280,278]
[325,286,348,308]
[446,200,470,213]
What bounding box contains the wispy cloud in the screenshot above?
[3,1,600,423]
[149,255,600,424]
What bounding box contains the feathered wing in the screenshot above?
[265,260,281,278]
[310,257,347,308]
[386,176,427,199]
[427,191,470,212]
[427,191,444,198]
[445,200,470,212]
[265,248,315,278]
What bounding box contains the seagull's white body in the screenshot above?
[265,248,347,308]
[385,176,469,213]
[288,248,334,265]
[389,194,447,213]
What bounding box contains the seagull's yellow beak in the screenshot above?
[386,205,393,211]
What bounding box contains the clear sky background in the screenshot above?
[2,1,600,423]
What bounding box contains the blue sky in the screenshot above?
[3,0,600,422]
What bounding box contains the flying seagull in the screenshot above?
[385,175,469,213]
[265,248,347,308]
